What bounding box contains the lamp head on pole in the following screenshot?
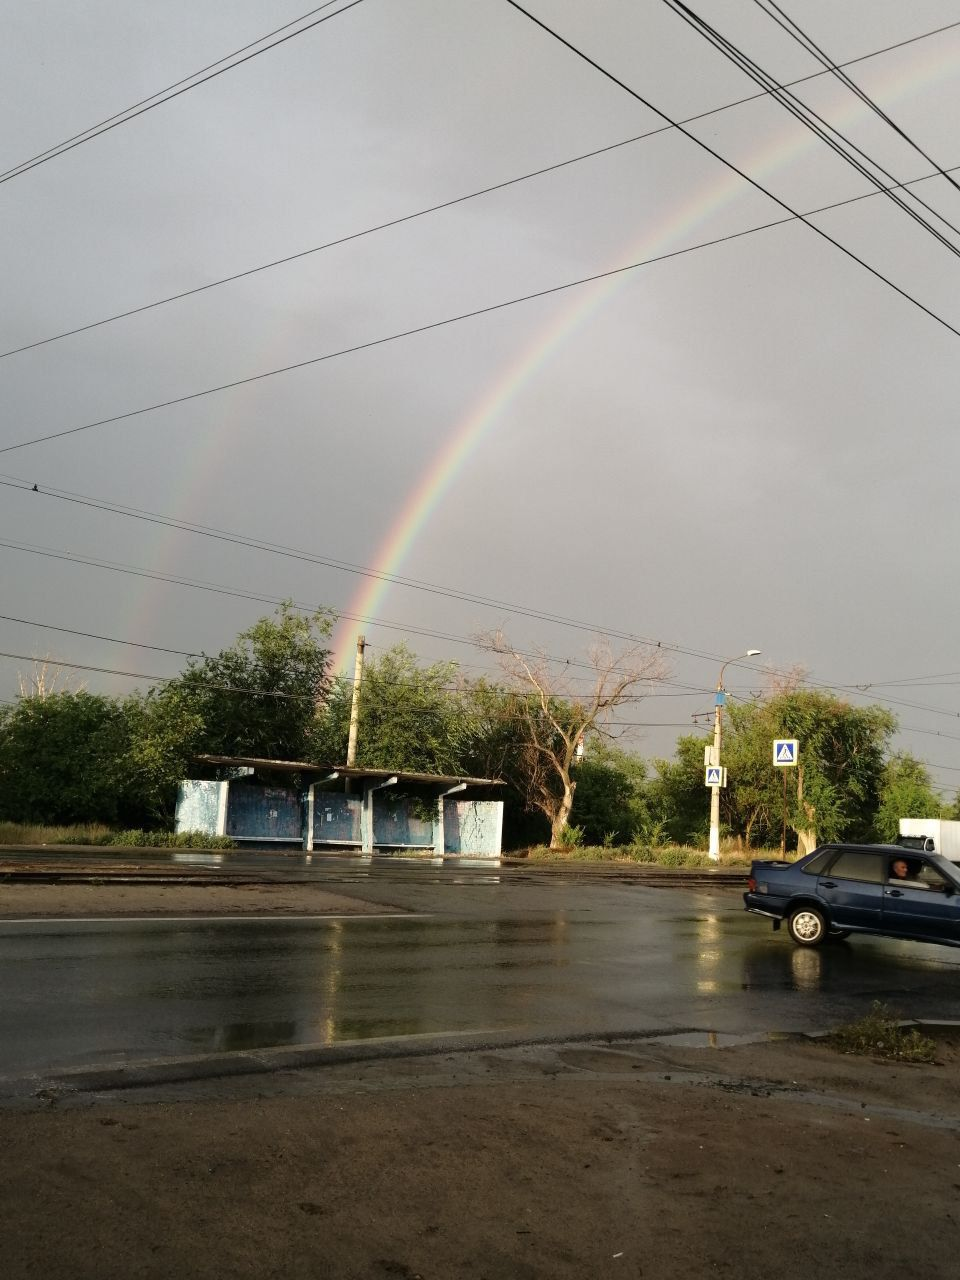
[718,648,762,691]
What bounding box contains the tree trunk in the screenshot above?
[549,779,576,848]
[795,764,817,856]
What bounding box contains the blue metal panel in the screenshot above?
[175,780,224,836]
[443,798,502,856]
[312,793,362,844]
[226,785,302,840]
[372,794,436,848]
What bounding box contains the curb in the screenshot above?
[2,1025,706,1098]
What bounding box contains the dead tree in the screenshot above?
[481,631,668,848]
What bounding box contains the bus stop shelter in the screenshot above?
[175,755,505,859]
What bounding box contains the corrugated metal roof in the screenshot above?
[194,754,505,787]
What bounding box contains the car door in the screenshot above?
[882,858,960,943]
[816,849,884,929]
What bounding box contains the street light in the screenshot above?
[708,648,762,861]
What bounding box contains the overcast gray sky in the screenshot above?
[3,0,960,789]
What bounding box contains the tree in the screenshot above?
[570,741,654,846]
[312,643,480,774]
[169,603,333,762]
[649,735,710,846]
[695,686,895,853]
[121,687,205,825]
[874,753,941,842]
[482,633,668,848]
[0,691,132,825]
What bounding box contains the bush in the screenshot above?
[0,822,115,845]
[0,822,235,850]
[108,830,236,850]
[831,1002,937,1063]
[520,843,719,867]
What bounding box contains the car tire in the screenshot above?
[787,905,828,947]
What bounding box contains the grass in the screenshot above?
[830,1002,937,1063]
[519,843,742,869]
[0,822,236,850]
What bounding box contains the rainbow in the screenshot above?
[331,31,958,672]
[121,28,955,665]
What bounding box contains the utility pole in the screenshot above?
[708,649,761,861]
[708,688,724,861]
[345,634,365,780]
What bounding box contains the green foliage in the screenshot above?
[312,644,480,775]
[0,821,115,846]
[554,823,584,848]
[648,736,710,846]
[107,830,237,849]
[722,689,895,849]
[173,603,333,763]
[0,821,235,848]
[831,1002,936,1063]
[521,843,715,867]
[874,753,941,841]
[0,691,133,825]
[121,686,204,824]
[570,742,654,845]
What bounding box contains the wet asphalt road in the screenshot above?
[2,858,960,1076]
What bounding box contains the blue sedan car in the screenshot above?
[743,843,960,948]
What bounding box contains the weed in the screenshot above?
[831,1002,937,1063]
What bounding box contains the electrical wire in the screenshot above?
[4,15,957,362]
[503,0,960,342]
[4,473,960,727]
[751,0,960,198]
[0,647,328,701]
[0,1,365,187]
[661,1,960,255]
[7,139,960,464]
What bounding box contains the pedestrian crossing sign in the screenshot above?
[773,739,798,766]
[705,765,726,787]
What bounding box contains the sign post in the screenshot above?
[772,739,799,856]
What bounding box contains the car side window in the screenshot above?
[915,863,952,893]
[887,856,941,889]
[824,851,883,883]
[802,849,833,875]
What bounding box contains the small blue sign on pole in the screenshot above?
[773,739,798,767]
[705,765,727,788]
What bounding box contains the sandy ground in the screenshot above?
[4,1034,960,1280]
[0,881,403,918]
[4,884,960,1278]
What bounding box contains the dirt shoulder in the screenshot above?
[5,1033,960,1280]
[0,881,405,918]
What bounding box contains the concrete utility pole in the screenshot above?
[346,634,365,769]
[708,648,761,861]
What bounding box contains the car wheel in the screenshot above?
[787,905,828,947]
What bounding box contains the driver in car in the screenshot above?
[890,857,935,889]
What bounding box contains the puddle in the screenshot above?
[646,1030,797,1049]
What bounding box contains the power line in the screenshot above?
[5,472,960,727]
[661,1,960,256]
[751,0,960,199]
[503,1,960,343]
[0,1,365,187]
[7,146,960,464]
[0,612,200,659]
[4,15,957,362]
[0,647,329,700]
[0,476,771,674]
